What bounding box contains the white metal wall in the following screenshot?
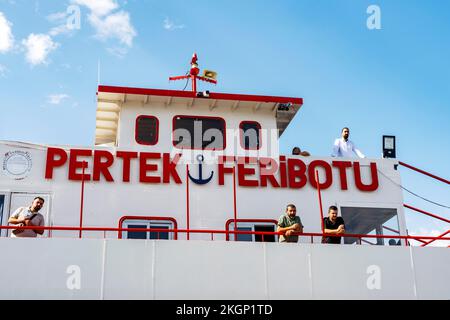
[0,142,405,241]
[0,238,448,300]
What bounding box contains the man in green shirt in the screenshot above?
[277,204,304,243]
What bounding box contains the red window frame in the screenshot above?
[172,115,226,151]
[118,216,178,239]
[135,115,159,146]
[239,121,262,150]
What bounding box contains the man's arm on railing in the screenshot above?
[278,224,303,236]
[324,225,345,234]
[277,225,296,233]
[26,219,44,235]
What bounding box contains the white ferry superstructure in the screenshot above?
[0,55,449,300]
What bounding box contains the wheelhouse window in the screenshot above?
[340,207,400,246]
[226,220,277,242]
[173,115,225,150]
[135,115,159,145]
[121,218,176,240]
[240,121,261,150]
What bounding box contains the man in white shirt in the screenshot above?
[331,127,365,158]
[8,197,45,238]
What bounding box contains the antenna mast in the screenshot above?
[169,53,217,94]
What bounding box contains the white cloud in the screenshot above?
[410,228,450,247]
[163,17,185,31]
[49,24,72,37]
[22,33,59,66]
[0,12,14,53]
[72,0,136,48]
[46,11,68,23]
[72,0,118,17]
[89,11,136,47]
[47,7,80,37]
[47,94,69,105]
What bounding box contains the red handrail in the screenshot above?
[315,170,325,232]
[186,164,190,240]
[382,225,425,244]
[382,226,399,234]
[399,162,449,245]
[79,162,87,239]
[399,161,450,185]
[404,204,450,224]
[2,225,450,243]
[233,166,238,235]
[421,229,450,247]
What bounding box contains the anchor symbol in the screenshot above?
[188,155,214,185]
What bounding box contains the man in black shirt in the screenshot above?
[322,206,345,244]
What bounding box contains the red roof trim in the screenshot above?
[98,85,303,105]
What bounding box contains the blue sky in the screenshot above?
[0,0,449,244]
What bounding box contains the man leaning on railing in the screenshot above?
[321,206,346,244]
[8,197,45,238]
[277,204,304,243]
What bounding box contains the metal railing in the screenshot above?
[399,161,450,185]
[403,205,450,247]
[6,159,448,247]
[404,204,450,224]
[399,161,450,247]
[1,225,449,246]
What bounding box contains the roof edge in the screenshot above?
[98,85,303,105]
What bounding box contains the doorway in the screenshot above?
[7,193,51,237]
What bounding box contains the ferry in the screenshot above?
[0,54,449,300]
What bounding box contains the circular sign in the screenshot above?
[2,151,33,180]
